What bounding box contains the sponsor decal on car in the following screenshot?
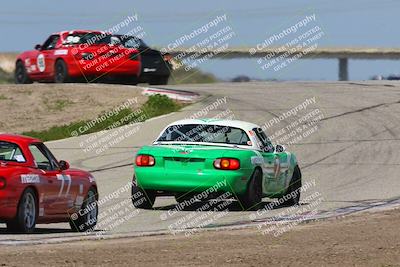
[37,53,45,72]
[13,155,25,162]
[75,195,84,208]
[143,68,157,72]
[54,49,68,55]
[89,175,96,183]
[21,174,40,184]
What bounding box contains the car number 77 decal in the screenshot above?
[56,174,71,197]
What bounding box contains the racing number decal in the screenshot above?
[37,54,45,72]
[273,156,281,179]
[56,174,71,197]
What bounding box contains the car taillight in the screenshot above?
[0,177,6,189]
[136,155,155,167]
[213,158,240,170]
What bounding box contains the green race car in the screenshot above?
[131,119,302,210]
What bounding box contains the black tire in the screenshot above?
[282,165,302,206]
[149,76,169,85]
[14,61,32,84]
[70,187,98,232]
[54,59,70,83]
[7,188,37,233]
[238,168,263,210]
[131,176,155,209]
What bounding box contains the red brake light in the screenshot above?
[0,177,6,189]
[136,155,155,166]
[213,158,240,170]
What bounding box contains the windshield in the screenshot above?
[157,124,251,146]
[0,141,26,162]
[64,32,113,45]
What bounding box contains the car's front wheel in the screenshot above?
[70,187,98,232]
[54,59,70,83]
[14,61,33,84]
[131,177,155,209]
[238,168,263,210]
[282,165,302,206]
[7,188,37,233]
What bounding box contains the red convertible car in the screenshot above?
[0,134,98,233]
[14,30,141,84]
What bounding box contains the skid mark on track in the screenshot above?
[320,99,400,122]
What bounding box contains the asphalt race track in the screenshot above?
[1,81,400,244]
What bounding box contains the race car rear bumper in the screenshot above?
[135,168,251,195]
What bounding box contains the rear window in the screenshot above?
[117,35,148,49]
[157,124,251,146]
[0,141,26,162]
[64,32,112,45]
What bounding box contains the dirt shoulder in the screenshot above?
[1,209,399,266]
[0,84,147,133]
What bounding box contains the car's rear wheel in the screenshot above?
[238,168,263,210]
[54,59,70,83]
[149,75,169,85]
[131,177,155,209]
[14,61,32,84]
[70,187,98,232]
[282,165,302,206]
[7,188,37,233]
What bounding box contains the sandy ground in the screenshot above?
[0,84,147,133]
[0,209,399,267]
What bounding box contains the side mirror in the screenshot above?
[275,144,286,153]
[34,44,41,50]
[59,160,70,170]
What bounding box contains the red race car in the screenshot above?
[0,134,98,233]
[15,30,141,84]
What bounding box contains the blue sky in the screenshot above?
[1,0,400,80]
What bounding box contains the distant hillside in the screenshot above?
[169,67,218,84]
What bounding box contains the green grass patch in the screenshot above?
[23,94,182,141]
[0,94,9,100]
[43,98,74,111]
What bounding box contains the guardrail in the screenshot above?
[168,47,400,81]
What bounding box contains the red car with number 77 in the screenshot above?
[14,30,141,84]
[0,134,98,233]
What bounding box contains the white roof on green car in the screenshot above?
[166,119,260,131]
